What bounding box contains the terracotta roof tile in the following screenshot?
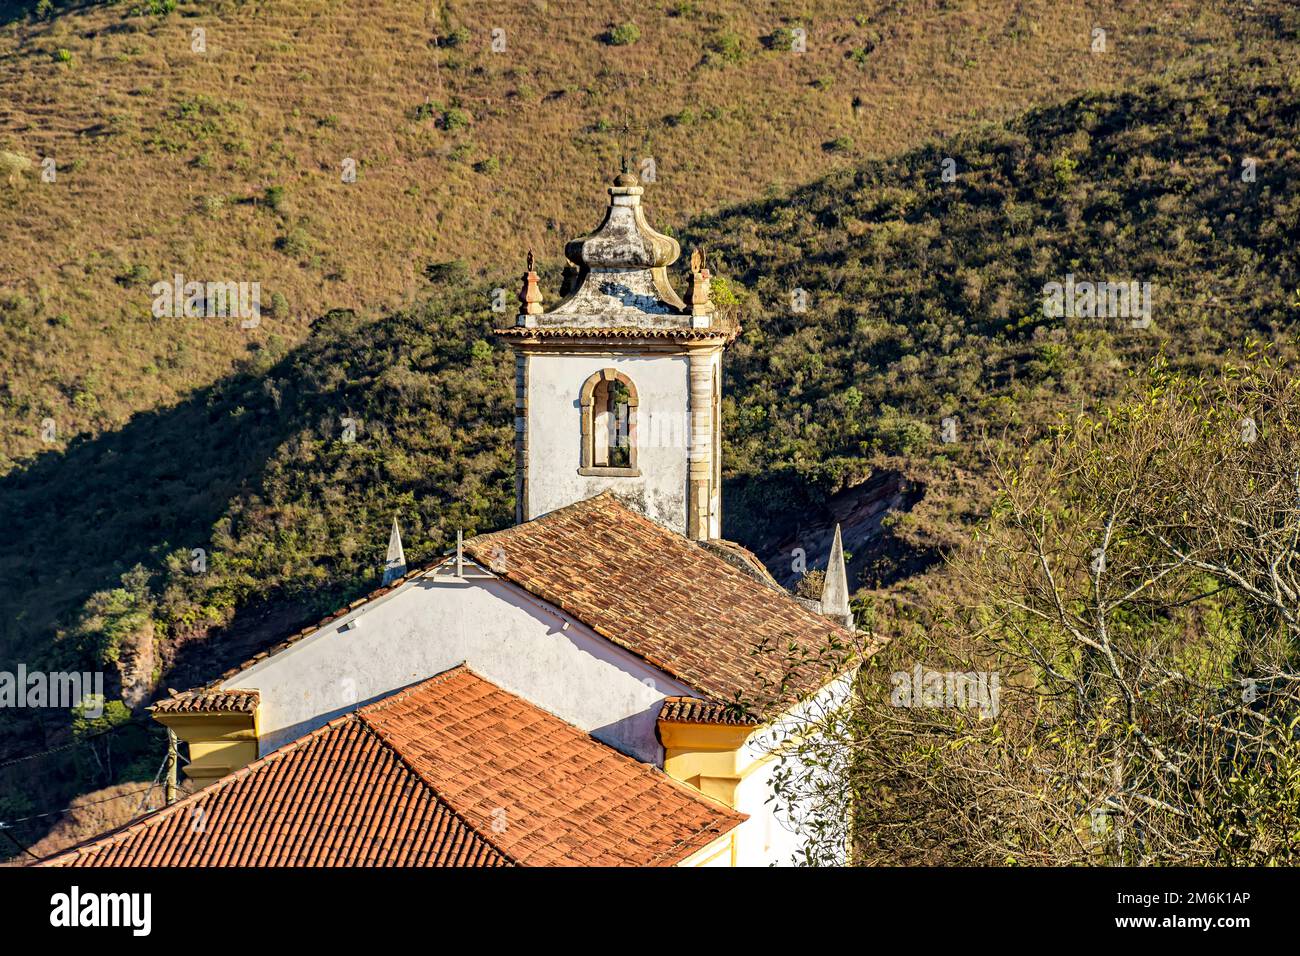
[151,689,260,715]
[465,494,857,717]
[202,497,866,714]
[659,697,759,726]
[495,324,738,342]
[39,667,741,868]
[361,667,743,867]
[40,713,508,868]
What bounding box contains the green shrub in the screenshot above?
[709,275,741,306]
[275,227,311,258]
[1053,150,1078,187]
[263,185,286,212]
[115,263,153,287]
[442,108,471,132]
[198,194,226,215]
[768,28,796,51]
[877,416,933,455]
[707,31,748,65]
[606,22,641,46]
[129,0,177,15]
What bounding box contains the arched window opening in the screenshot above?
[580,369,639,476]
[593,378,632,467]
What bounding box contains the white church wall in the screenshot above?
[221,562,695,764]
[526,351,691,532]
[733,672,858,867]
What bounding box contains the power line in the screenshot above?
[0,712,155,770]
[1,828,38,862]
[0,784,155,830]
[133,748,170,816]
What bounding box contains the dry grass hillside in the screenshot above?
[0,0,1268,466]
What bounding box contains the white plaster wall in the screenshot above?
[526,352,691,532]
[733,672,858,867]
[221,563,694,764]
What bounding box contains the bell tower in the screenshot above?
[497,171,737,539]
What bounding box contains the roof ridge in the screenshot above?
[481,493,839,628]
[355,662,473,718]
[349,704,520,867]
[387,672,747,796]
[465,495,857,707]
[356,666,744,866]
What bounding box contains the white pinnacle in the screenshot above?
[820,523,854,629]
[383,516,407,586]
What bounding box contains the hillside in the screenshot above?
[2,3,1300,856]
[0,0,1283,468]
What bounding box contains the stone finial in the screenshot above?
[820,524,854,630]
[382,516,407,586]
[687,246,714,326]
[563,172,678,273]
[518,247,543,326]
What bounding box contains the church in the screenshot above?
[40,171,873,868]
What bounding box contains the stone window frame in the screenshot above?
[578,368,640,477]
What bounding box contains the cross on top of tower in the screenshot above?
[611,121,647,179]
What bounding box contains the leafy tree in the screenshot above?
[780,360,1300,865]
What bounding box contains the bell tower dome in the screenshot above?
[497,171,737,539]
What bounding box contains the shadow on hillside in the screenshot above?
[0,341,309,671]
[0,0,105,28]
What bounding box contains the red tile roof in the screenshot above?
[151,689,260,715]
[360,666,742,866]
[39,667,741,868]
[658,697,759,726]
[495,323,739,343]
[465,493,857,718]
[199,495,864,722]
[40,714,507,867]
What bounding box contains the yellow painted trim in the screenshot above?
[658,688,842,805]
[153,708,260,783]
[659,721,754,809]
